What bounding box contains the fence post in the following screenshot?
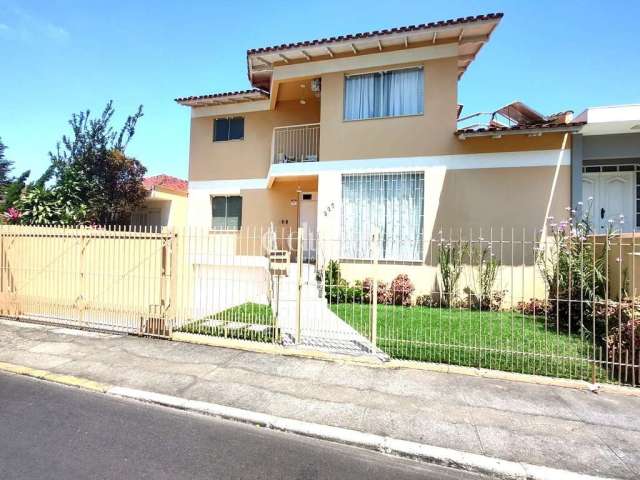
[168,231,178,336]
[295,227,304,344]
[78,228,86,326]
[370,229,379,349]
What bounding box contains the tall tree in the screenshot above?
[2,170,30,212]
[0,137,14,187]
[0,137,31,214]
[48,101,147,224]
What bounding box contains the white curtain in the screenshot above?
[344,68,423,120]
[341,172,424,261]
[383,68,423,117]
[344,73,379,120]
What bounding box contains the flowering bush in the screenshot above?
[605,300,640,382]
[516,299,551,316]
[537,201,617,333]
[362,277,392,305]
[390,274,415,306]
[3,207,21,224]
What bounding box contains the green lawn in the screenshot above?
[331,303,607,381]
[179,303,277,343]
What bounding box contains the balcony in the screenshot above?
[271,123,320,164]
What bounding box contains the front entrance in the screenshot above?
[299,192,317,262]
[582,171,635,233]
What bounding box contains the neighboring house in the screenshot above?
[571,105,640,233]
[131,174,188,228]
[175,12,639,297]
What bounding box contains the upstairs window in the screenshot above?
[211,196,242,230]
[213,117,244,141]
[343,67,424,121]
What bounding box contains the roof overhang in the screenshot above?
[175,89,268,108]
[574,105,640,136]
[457,123,585,139]
[247,13,503,90]
[148,187,188,198]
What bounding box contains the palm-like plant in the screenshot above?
[438,240,467,307]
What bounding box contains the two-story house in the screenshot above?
[175,12,638,296]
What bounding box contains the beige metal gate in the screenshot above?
[0,225,175,337]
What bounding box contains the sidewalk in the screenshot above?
[1,318,639,479]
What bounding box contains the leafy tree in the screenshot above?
[2,170,30,212]
[16,167,89,225]
[0,138,30,213]
[4,101,147,226]
[45,101,146,224]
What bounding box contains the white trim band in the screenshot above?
[270,149,570,176]
[188,149,571,192]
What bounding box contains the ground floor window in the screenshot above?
[211,195,242,230]
[341,172,424,261]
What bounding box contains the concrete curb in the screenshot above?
[109,386,616,480]
[0,361,110,393]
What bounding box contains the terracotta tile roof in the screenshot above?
[247,13,503,55]
[456,121,586,136]
[174,88,268,104]
[143,175,188,193]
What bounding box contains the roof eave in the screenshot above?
[456,124,585,139]
[246,13,503,87]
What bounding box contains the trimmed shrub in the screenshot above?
[415,294,436,307]
[463,290,505,311]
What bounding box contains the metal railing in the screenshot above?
[271,123,320,164]
[2,223,640,387]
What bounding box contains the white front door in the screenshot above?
[299,192,317,262]
[582,172,634,233]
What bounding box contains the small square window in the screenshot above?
[213,117,244,142]
[211,196,242,230]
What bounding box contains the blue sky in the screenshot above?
[1,0,639,180]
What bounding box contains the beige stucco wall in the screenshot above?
[189,100,320,182]
[133,190,188,228]
[319,57,459,161]
[151,190,188,227]
[188,178,317,231]
[316,164,570,303]
[187,48,571,184]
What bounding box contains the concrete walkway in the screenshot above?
[1,318,639,479]
[275,263,377,356]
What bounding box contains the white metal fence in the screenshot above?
[2,224,639,387]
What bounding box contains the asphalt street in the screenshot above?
[0,372,487,480]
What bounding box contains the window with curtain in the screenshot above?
[341,172,424,261]
[211,196,242,230]
[343,67,424,121]
[213,117,244,141]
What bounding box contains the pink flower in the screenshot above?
[3,207,22,223]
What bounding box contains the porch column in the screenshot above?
[571,133,584,215]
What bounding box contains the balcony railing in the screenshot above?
[271,123,320,164]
